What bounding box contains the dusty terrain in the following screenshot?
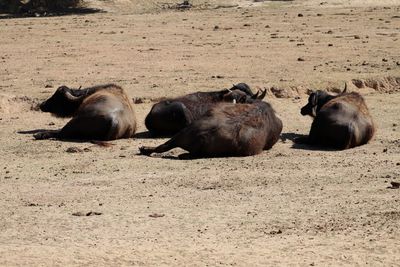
[0,0,399,266]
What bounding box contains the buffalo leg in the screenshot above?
[139,138,178,156]
[34,116,115,141]
[33,130,61,140]
[305,120,321,145]
[58,115,115,140]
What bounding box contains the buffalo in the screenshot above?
[144,83,266,136]
[299,85,375,149]
[34,84,137,141]
[139,99,282,158]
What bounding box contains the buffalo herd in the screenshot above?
[33,82,375,158]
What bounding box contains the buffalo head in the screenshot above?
[39,86,84,117]
[301,84,348,117]
[222,87,267,104]
[230,83,253,96]
[301,90,323,117]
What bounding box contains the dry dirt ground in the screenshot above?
[0,0,400,266]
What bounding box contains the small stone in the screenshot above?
[297,57,305,61]
[72,211,102,216]
[66,147,83,153]
[149,213,165,218]
[86,211,102,216]
[72,212,85,216]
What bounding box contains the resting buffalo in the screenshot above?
[299,86,375,149]
[34,84,137,141]
[139,99,282,158]
[144,83,266,136]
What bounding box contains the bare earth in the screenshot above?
[0,0,399,266]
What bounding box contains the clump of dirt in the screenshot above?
[268,85,308,98]
[267,76,400,98]
[351,76,400,94]
[133,96,166,104]
[0,95,40,114]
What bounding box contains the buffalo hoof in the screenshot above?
[139,146,154,156]
[34,131,55,140]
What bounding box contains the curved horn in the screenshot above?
[251,90,260,99]
[64,90,81,101]
[342,83,348,94]
[258,88,267,99]
[231,83,253,96]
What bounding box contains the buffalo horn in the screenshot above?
[64,90,81,101]
[342,83,348,94]
[251,90,260,99]
[258,88,267,99]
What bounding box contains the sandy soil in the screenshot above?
[0,0,399,266]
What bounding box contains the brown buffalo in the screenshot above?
[34,84,137,141]
[139,99,282,158]
[299,86,375,149]
[144,83,266,136]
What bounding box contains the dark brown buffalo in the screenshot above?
[144,83,266,136]
[139,99,282,158]
[299,86,375,149]
[34,84,137,141]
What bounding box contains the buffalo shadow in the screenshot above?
[133,131,175,140]
[18,129,115,146]
[0,6,103,19]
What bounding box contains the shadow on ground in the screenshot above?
[134,131,174,139]
[0,7,103,19]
